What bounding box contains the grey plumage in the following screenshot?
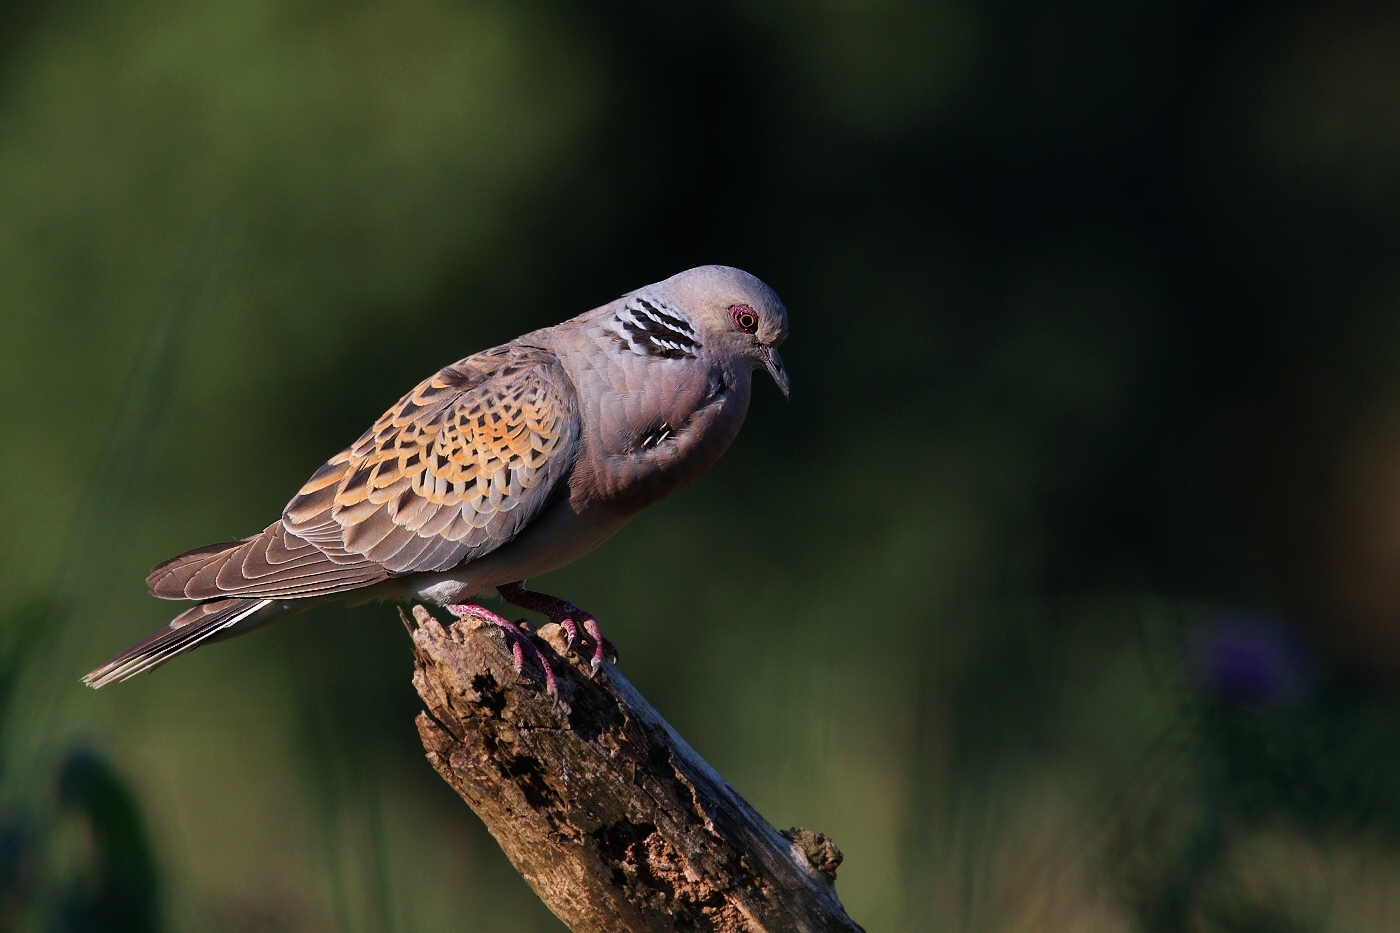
[86,265,789,688]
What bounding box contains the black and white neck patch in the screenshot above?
[610,296,701,360]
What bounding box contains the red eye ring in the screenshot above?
[729,304,758,333]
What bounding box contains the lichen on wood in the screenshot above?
[407,605,864,933]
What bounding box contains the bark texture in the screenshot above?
[407,605,864,933]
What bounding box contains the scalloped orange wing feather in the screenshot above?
[282,343,581,575]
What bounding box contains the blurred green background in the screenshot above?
[4,0,1400,930]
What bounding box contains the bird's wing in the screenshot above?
[148,343,580,601]
[284,343,581,574]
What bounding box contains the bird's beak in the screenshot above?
[760,347,790,399]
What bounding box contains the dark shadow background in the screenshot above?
[3,0,1400,930]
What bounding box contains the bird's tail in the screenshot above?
[83,598,289,688]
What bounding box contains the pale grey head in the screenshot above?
[619,265,791,397]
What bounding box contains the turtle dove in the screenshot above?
[85,266,789,693]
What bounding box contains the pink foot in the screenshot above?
[497,582,617,675]
[446,603,558,697]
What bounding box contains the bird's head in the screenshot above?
[648,265,790,398]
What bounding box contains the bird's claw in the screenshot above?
[447,603,557,698]
[584,633,618,676]
[556,616,579,653]
[580,615,612,674]
[496,582,616,674]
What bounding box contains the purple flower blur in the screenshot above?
[1185,611,1313,708]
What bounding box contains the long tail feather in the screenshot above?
[84,598,278,688]
[146,521,386,601]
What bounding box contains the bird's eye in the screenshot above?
[729,304,758,333]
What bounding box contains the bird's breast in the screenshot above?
[570,363,752,517]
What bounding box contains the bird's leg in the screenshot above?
[445,603,557,698]
[497,582,617,675]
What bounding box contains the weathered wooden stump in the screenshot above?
[407,605,864,933]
